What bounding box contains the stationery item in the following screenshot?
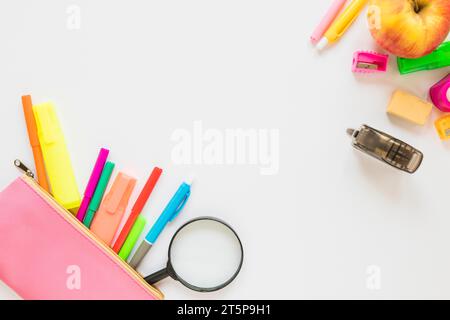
[21,95,50,192]
[310,0,347,44]
[83,161,115,228]
[435,115,450,141]
[397,41,450,75]
[347,124,423,174]
[316,0,368,50]
[33,102,81,210]
[14,159,35,179]
[352,51,389,73]
[90,172,137,246]
[144,217,243,293]
[387,90,433,125]
[129,179,192,269]
[430,74,450,112]
[76,148,109,222]
[0,175,162,300]
[119,215,147,261]
[113,167,163,253]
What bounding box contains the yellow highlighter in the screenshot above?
[317,0,368,49]
[33,102,81,211]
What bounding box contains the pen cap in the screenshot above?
[352,51,389,73]
[397,41,450,74]
[145,181,191,244]
[84,148,109,196]
[21,95,40,147]
[348,124,423,174]
[33,102,81,210]
[169,182,191,222]
[118,215,147,261]
[323,0,368,43]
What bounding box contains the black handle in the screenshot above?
[144,268,169,285]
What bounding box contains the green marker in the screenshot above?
[397,41,450,75]
[119,215,147,261]
[83,161,115,228]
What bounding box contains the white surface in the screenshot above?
[0,0,449,300]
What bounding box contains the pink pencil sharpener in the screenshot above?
[352,51,389,74]
[430,74,450,113]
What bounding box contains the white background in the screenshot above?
[1,0,450,300]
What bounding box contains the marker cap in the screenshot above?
[316,37,328,50]
[118,215,147,261]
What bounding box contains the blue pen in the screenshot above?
[129,179,192,268]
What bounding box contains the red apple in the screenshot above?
[367,0,450,58]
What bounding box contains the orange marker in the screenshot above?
[21,95,50,192]
[90,172,137,246]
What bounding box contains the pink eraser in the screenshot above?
[352,51,389,74]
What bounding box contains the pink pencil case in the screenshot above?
[0,175,163,300]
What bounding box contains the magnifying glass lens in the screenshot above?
[169,219,243,290]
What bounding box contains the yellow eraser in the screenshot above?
[33,102,81,210]
[387,90,432,125]
[435,115,450,140]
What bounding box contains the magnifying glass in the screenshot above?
[144,217,244,292]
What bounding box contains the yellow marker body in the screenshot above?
[321,0,368,46]
[33,102,81,211]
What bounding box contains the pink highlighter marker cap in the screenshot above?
[76,148,109,221]
[430,74,450,112]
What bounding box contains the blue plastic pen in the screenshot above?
[129,179,192,268]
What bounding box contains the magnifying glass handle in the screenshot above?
[144,268,170,285]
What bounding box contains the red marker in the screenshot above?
[112,167,163,253]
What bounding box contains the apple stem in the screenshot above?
[410,0,420,13]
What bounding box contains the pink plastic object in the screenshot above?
[310,0,347,44]
[0,177,162,300]
[352,51,389,73]
[76,148,109,222]
[430,74,450,112]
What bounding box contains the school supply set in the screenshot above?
[0,95,243,299]
[310,1,450,173]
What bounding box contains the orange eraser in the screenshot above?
[387,90,433,125]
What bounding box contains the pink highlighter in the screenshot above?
[352,51,389,73]
[310,0,347,44]
[76,148,109,221]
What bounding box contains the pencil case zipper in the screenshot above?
[19,173,163,299]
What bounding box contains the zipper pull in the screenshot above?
[14,159,35,179]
